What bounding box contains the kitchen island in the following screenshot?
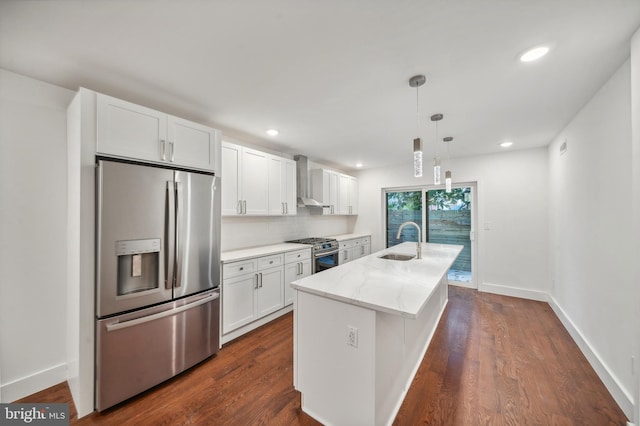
[292,242,463,426]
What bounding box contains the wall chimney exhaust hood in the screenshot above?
[294,155,328,208]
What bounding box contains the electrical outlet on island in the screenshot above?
[347,326,358,348]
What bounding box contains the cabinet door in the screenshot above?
[222,274,258,334]
[348,176,359,215]
[339,249,350,264]
[168,115,218,171]
[97,94,167,162]
[283,158,297,215]
[338,173,350,214]
[241,148,269,215]
[257,267,284,317]
[221,142,242,216]
[268,156,285,215]
[284,263,298,306]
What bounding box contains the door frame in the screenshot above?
[382,181,478,289]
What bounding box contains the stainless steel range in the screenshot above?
[287,237,339,273]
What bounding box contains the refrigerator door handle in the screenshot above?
[175,180,184,288]
[105,292,219,332]
[165,180,176,289]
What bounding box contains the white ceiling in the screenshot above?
[1,1,639,171]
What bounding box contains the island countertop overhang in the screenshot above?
[291,242,463,319]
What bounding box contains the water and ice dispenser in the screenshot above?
[115,238,161,296]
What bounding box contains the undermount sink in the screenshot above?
[379,253,415,261]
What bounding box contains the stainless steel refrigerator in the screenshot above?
[95,159,221,411]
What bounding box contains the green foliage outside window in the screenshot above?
[386,191,422,211]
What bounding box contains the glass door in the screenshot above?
[385,184,476,288]
[426,187,473,287]
[385,191,423,247]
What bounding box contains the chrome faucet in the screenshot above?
[396,221,422,259]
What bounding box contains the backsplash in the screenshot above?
[221,208,354,251]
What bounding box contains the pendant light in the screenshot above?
[409,75,426,178]
[443,136,453,193]
[430,113,443,184]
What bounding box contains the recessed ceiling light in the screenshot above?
[356,163,363,168]
[500,141,514,148]
[266,129,279,136]
[520,45,550,62]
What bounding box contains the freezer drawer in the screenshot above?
[96,290,220,411]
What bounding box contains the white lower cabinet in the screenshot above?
[338,236,371,265]
[284,249,312,305]
[222,246,311,343]
[222,254,284,336]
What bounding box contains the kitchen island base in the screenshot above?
[294,275,448,426]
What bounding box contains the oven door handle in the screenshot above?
[314,249,339,258]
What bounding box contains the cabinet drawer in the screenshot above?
[223,259,258,278]
[258,254,284,270]
[339,240,354,250]
[285,249,311,264]
[354,237,370,246]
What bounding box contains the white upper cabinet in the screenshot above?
[97,93,219,172]
[347,175,358,215]
[221,142,242,215]
[167,115,217,171]
[268,156,297,216]
[311,169,358,215]
[221,141,269,215]
[241,147,269,215]
[221,141,295,216]
[311,169,339,215]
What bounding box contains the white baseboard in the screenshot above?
[479,281,548,302]
[0,363,67,403]
[548,295,634,420]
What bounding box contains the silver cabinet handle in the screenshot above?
[243,200,247,214]
[254,274,259,289]
[169,141,175,162]
[160,139,167,161]
[237,200,242,214]
[259,272,263,288]
[285,202,288,214]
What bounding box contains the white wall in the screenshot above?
[0,69,74,401]
[354,147,550,299]
[629,27,640,425]
[222,210,352,251]
[548,59,636,419]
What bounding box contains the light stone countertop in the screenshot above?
[291,242,463,319]
[221,243,312,263]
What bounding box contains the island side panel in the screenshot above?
[295,290,376,426]
[402,276,449,397]
[374,311,406,425]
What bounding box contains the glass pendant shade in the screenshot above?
[433,157,441,184]
[445,170,452,193]
[413,138,423,178]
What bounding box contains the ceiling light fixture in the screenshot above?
[266,129,279,137]
[409,75,426,178]
[431,113,443,185]
[356,163,363,168]
[443,136,453,193]
[520,45,550,62]
[500,141,514,148]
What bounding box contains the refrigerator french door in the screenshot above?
[95,159,221,411]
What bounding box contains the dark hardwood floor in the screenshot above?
[19,287,628,425]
